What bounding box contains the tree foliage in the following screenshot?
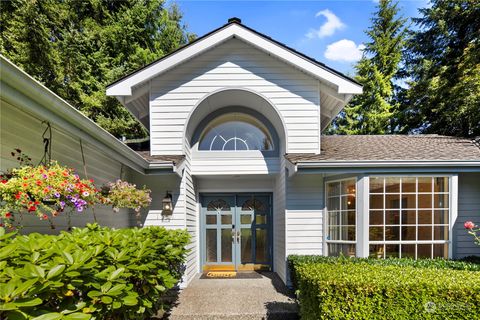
[0,0,193,138]
[401,0,480,137]
[329,0,407,134]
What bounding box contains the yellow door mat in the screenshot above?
[200,271,263,279]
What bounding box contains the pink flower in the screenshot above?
[464,221,476,230]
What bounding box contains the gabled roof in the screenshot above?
[286,135,480,164]
[106,18,362,97]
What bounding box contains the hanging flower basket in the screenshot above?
[0,161,97,228]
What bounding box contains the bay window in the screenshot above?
[325,175,452,259]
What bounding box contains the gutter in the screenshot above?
[295,160,480,168]
[0,55,175,174]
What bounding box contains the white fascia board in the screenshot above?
[0,56,161,173]
[296,161,480,168]
[106,24,362,97]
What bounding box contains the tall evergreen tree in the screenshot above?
[329,0,407,134]
[401,0,480,137]
[0,0,193,138]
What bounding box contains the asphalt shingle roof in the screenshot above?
[286,135,480,164]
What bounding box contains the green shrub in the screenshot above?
[0,224,190,320]
[288,255,480,289]
[289,255,480,319]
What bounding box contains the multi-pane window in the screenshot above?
[369,176,450,259]
[326,179,356,257]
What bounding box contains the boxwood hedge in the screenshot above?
[0,224,189,320]
[288,255,480,319]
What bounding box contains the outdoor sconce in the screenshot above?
[162,191,173,215]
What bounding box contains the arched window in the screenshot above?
[198,113,274,151]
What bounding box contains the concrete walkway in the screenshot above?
[167,272,298,320]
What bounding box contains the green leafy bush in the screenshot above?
[288,255,480,289]
[0,224,189,319]
[288,255,480,319]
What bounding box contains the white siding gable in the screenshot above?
[149,38,321,155]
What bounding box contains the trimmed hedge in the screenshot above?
[289,255,480,319]
[0,224,190,320]
[288,255,480,289]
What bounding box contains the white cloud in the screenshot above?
[324,39,365,62]
[306,9,345,39]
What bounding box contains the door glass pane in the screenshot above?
[241,229,252,263]
[221,229,232,262]
[206,215,216,225]
[255,214,267,225]
[241,214,252,224]
[206,229,217,262]
[221,215,232,224]
[255,228,268,263]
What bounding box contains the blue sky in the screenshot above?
[171,0,430,76]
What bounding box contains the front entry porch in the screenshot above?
[167,272,298,320]
[200,193,273,272]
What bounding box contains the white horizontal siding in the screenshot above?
[0,100,135,232]
[150,38,320,155]
[286,174,324,257]
[128,172,184,230]
[454,173,480,258]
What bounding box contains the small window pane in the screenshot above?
[433,225,448,240]
[385,244,400,258]
[418,226,432,240]
[370,195,384,209]
[402,226,416,241]
[385,226,400,241]
[434,193,448,208]
[418,210,432,224]
[434,177,448,193]
[385,178,400,193]
[417,244,432,258]
[327,197,340,211]
[206,215,217,225]
[342,180,356,194]
[370,227,384,241]
[401,244,416,258]
[434,210,448,224]
[418,193,432,208]
[385,194,400,209]
[241,214,252,224]
[370,210,383,225]
[433,244,448,258]
[402,178,416,193]
[418,177,432,192]
[369,244,385,258]
[328,243,355,257]
[327,182,340,197]
[346,226,356,241]
[346,210,356,225]
[341,195,356,210]
[401,210,416,225]
[385,210,400,225]
[402,194,416,209]
[369,177,384,193]
[221,215,232,224]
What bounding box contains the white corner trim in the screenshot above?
[106,24,362,97]
[449,174,458,259]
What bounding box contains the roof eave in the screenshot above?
[106,21,362,98]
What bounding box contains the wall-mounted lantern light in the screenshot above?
[162,191,173,215]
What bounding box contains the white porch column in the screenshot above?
[356,175,369,258]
